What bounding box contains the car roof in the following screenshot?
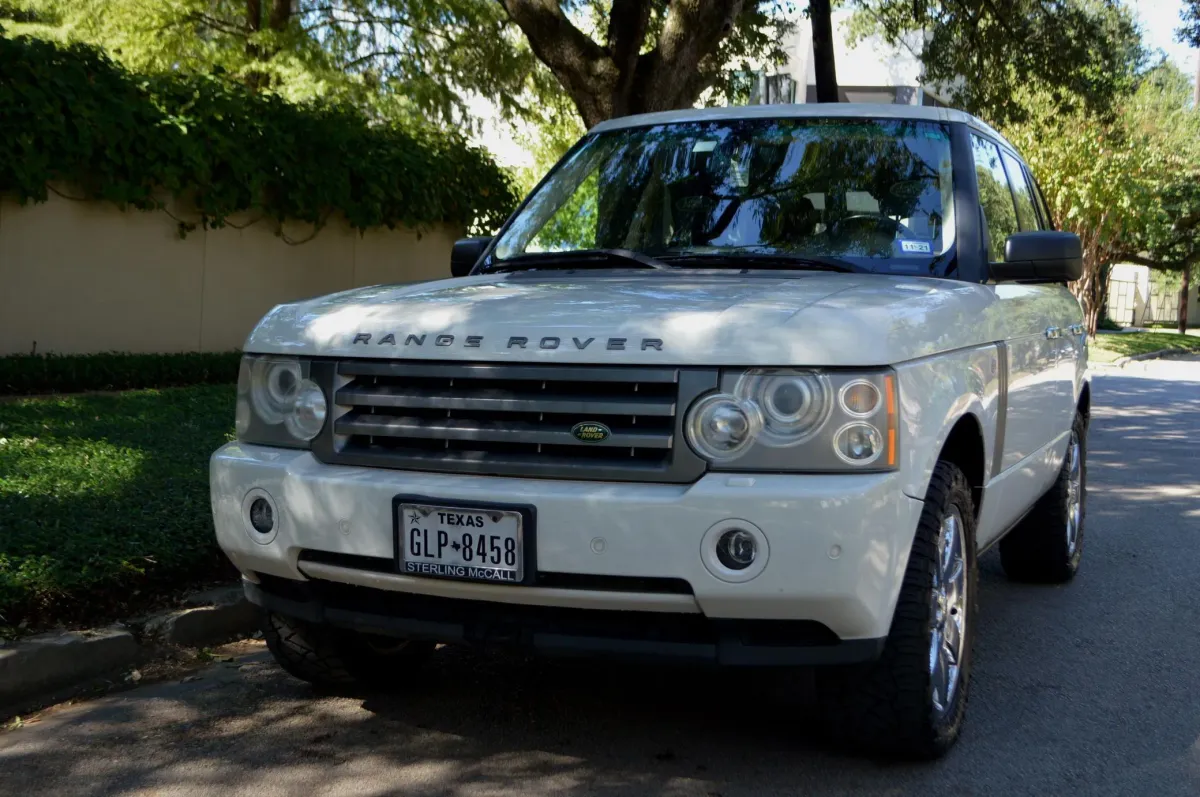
[588,102,1020,158]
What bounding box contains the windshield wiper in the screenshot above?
[658,252,864,273]
[490,248,675,273]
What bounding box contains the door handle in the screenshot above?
[1044,326,1061,339]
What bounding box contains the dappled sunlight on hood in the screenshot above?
[245,272,1012,366]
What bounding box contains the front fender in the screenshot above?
[894,344,1003,503]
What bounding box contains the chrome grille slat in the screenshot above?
[312,360,718,483]
[337,411,673,449]
[335,385,676,416]
[337,361,680,384]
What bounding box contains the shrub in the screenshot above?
[0,352,242,395]
[0,385,237,631]
[0,35,519,235]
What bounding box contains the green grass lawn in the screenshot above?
[0,385,237,634]
[1089,331,1200,363]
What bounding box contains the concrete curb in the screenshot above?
[137,586,259,648]
[0,584,256,707]
[0,626,140,704]
[1108,348,1195,367]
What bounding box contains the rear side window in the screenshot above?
[1030,174,1054,229]
[971,135,1019,261]
[1000,151,1041,231]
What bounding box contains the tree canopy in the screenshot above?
[1180,0,1200,48]
[1,0,793,130]
[1006,63,1200,333]
[843,0,1143,125]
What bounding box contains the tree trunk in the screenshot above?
[810,0,839,103]
[1069,235,1105,337]
[245,0,266,90]
[1194,57,1199,110]
[501,0,744,128]
[1179,265,1192,334]
[268,0,291,31]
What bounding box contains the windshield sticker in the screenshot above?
[900,240,933,254]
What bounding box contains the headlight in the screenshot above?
[684,368,898,471]
[685,394,762,462]
[236,355,327,447]
[734,369,831,445]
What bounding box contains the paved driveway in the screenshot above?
[3,360,1199,797]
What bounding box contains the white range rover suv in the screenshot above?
[211,104,1089,758]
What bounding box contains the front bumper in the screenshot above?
[211,443,924,647]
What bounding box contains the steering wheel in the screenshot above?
[829,213,915,240]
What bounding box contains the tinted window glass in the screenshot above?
[1001,151,1040,231]
[971,135,1018,262]
[1030,174,1054,229]
[495,119,957,275]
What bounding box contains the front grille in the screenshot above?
[311,361,717,482]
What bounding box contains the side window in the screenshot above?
[1029,173,1054,230]
[971,134,1019,262]
[1000,151,1040,231]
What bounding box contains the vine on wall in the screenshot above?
[0,35,519,239]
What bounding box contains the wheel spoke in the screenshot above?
[929,505,968,719]
[1064,435,1083,555]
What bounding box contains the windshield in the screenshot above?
[492,118,956,274]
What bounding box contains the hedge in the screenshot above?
[0,35,519,234]
[0,352,242,395]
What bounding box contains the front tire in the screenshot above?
[263,611,434,690]
[1000,411,1086,583]
[818,461,978,759]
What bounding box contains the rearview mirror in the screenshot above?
[991,231,1083,283]
[450,236,492,277]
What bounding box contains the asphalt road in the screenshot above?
[3,358,1199,797]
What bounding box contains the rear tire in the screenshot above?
[262,611,434,690]
[818,461,978,759]
[1000,411,1086,583]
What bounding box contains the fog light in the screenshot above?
[716,528,757,570]
[249,497,275,534]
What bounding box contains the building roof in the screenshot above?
[589,102,1016,154]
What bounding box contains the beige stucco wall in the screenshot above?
[0,191,461,355]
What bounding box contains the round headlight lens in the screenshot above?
[834,423,884,465]
[840,380,882,417]
[250,358,302,424]
[735,370,831,446]
[686,394,761,462]
[285,379,328,441]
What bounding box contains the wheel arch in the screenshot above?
[1078,379,1091,423]
[935,413,987,518]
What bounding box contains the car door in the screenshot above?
[1024,162,1087,411]
[974,134,1060,482]
[1000,150,1081,434]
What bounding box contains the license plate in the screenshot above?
[398,502,524,583]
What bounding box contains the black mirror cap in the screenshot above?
[450,236,492,277]
[992,231,1083,282]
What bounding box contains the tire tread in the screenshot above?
[819,461,977,759]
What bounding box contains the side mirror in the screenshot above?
[992,231,1083,282]
[450,236,492,277]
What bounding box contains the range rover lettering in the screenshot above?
[211,104,1089,758]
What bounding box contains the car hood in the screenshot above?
[244,271,1003,366]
